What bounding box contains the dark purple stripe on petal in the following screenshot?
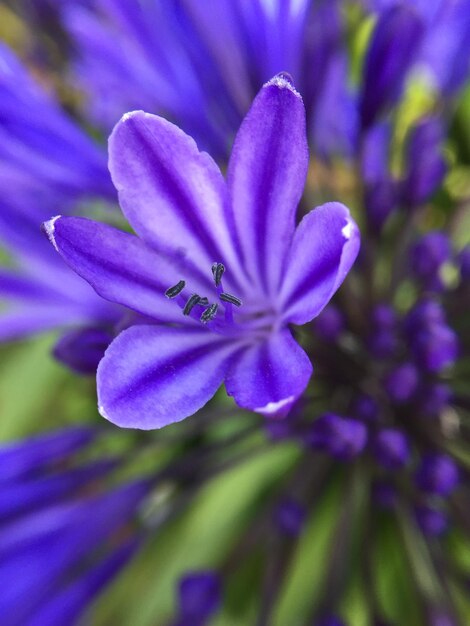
[97,325,237,429]
[45,215,208,322]
[227,75,308,297]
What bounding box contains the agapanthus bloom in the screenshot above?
[44,75,360,428]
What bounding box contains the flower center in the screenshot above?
[165,262,243,326]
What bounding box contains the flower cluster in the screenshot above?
[0,1,470,624]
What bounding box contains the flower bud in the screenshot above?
[373,428,410,470]
[359,6,424,129]
[385,363,419,404]
[403,119,446,207]
[410,232,451,288]
[178,572,222,623]
[415,505,448,537]
[415,454,459,496]
[275,498,306,537]
[314,304,345,342]
[308,414,367,461]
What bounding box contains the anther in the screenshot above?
[219,292,242,307]
[200,303,219,324]
[211,262,225,286]
[165,280,185,299]
[198,296,209,306]
[183,294,201,315]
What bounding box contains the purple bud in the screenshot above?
[429,610,457,626]
[314,304,345,342]
[365,179,398,232]
[0,428,96,483]
[412,323,458,373]
[308,414,367,461]
[315,616,347,626]
[368,328,398,359]
[372,304,398,329]
[405,299,445,335]
[410,232,451,286]
[274,498,306,537]
[178,572,222,622]
[53,327,113,375]
[403,119,447,207]
[458,245,470,281]
[351,393,379,423]
[373,429,410,470]
[415,454,459,496]
[385,363,419,403]
[359,6,424,129]
[417,383,451,417]
[372,481,397,509]
[415,505,448,537]
[265,420,294,441]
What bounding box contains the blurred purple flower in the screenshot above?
[58,0,357,159]
[175,571,222,626]
[415,453,459,496]
[0,428,146,625]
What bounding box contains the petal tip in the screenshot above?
[98,403,111,422]
[265,72,302,99]
[41,215,62,251]
[254,395,296,419]
[342,219,354,240]
[120,110,145,124]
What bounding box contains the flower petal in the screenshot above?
[226,74,308,297]
[225,329,312,418]
[97,325,236,429]
[43,215,208,322]
[108,111,246,290]
[279,202,360,325]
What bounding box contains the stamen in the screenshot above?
[219,292,242,307]
[198,296,209,306]
[200,303,219,324]
[183,294,201,315]
[211,262,225,286]
[165,280,185,299]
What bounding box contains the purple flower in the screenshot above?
[372,481,397,510]
[59,0,356,159]
[314,616,347,626]
[52,326,114,374]
[412,323,458,373]
[364,0,470,95]
[274,498,306,537]
[417,382,451,417]
[415,453,459,496]
[359,5,424,129]
[0,429,146,625]
[0,46,122,353]
[410,232,451,288]
[415,505,448,537]
[307,413,367,460]
[373,429,410,470]
[44,76,360,429]
[176,571,222,625]
[403,119,447,208]
[0,43,114,204]
[458,245,470,281]
[385,363,419,404]
[351,394,379,423]
[314,304,345,342]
